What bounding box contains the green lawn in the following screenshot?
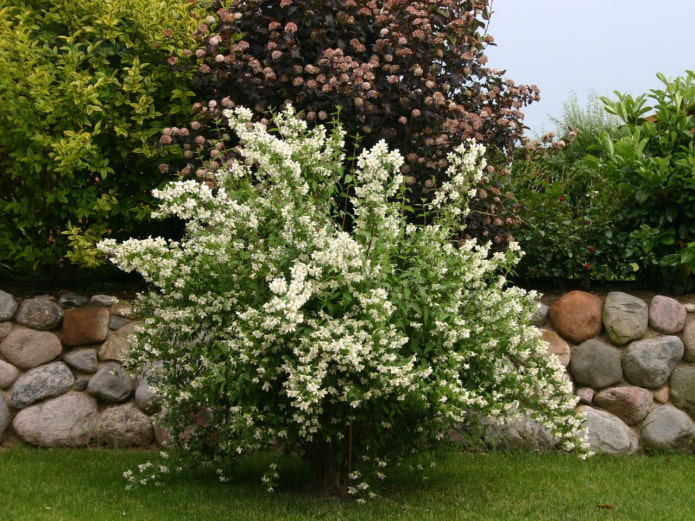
[0,448,690,521]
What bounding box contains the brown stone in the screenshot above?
[61,306,110,347]
[98,321,136,362]
[653,386,670,404]
[0,359,21,389]
[111,301,136,319]
[593,386,653,426]
[548,290,603,344]
[540,329,571,366]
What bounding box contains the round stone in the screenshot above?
[9,361,75,409]
[569,338,622,390]
[0,321,12,340]
[579,406,638,455]
[90,294,118,307]
[602,292,648,345]
[96,403,153,447]
[0,359,21,389]
[681,316,695,362]
[641,405,695,453]
[61,306,110,346]
[87,362,134,402]
[649,295,687,334]
[0,328,62,370]
[0,289,18,321]
[98,321,136,363]
[63,348,98,374]
[670,366,695,419]
[540,329,570,366]
[12,393,97,447]
[15,298,64,330]
[58,293,89,308]
[548,290,603,344]
[593,386,652,426]
[0,393,10,439]
[622,336,683,389]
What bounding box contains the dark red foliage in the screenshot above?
[177,0,539,245]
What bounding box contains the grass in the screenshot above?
[0,448,692,521]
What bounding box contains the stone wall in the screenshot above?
[0,289,157,447]
[3,286,695,455]
[528,290,695,454]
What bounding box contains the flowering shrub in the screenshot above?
[100,107,587,497]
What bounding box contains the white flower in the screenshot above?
[100,105,589,495]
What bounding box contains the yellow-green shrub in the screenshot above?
[0,0,201,278]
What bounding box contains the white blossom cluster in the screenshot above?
[100,106,588,497]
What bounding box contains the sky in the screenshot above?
[484,0,695,136]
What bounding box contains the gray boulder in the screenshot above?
[0,328,62,370]
[135,380,161,414]
[0,320,11,340]
[530,303,549,327]
[484,416,556,452]
[579,406,638,455]
[96,403,153,447]
[9,361,74,409]
[602,292,648,345]
[63,348,98,374]
[640,405,695,452]
[12,393,97,447]
[109,315,131,331]
[593,386,652,426]
[134,361,163,414]
[649,295,687,334]
[622,336,683,389]
[0,359,20,389]
[670,366,695,419]
[73,376,90,392]
[57,293,89,308]
[15,298,64,330]
[0,289,17,321]
[87,362,133,402]
[0,393,9,439]
[90,294,117,307]
[681,316,695,363]
[569,338,623,390]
